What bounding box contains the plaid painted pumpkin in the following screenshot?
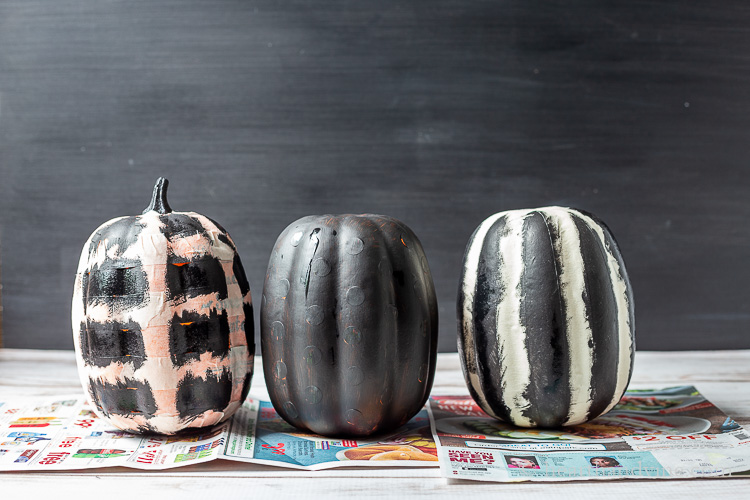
[72,178,254,434]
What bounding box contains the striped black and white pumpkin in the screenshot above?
[458,207,635,428]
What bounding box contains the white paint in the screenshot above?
[574,211,634,416]
[458,211,506,414]
[495,211,535,426]
[542,207,594,426]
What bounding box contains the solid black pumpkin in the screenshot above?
[458,207,635,428]
[261,214,438,437]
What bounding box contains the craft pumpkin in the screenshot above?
[458,207,635,427]
[261,214,438,437]
[72,178,254,434]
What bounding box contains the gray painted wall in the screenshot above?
[1,0,748,351]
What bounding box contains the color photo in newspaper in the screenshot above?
[223,399,438,470]
[427,386,750,482]
[0,396,438,471]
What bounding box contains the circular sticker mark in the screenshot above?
[421,256,429,273]
[348,366,364,386]
[305,386,322,404]
[274,361,287,380]
[344,326,362,345]
[306,305,325,325]
[271,321,285,341]
[312,258,331,277]
[283,401,299,419]
[279,278,291,296]
[347,238,364,255]
[345,408,363,426]
[346,286,365,306]
[304,346,322,366]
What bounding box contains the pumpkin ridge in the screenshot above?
[520,211,572,427]
[472,214,513,422]
[457,211,507,420]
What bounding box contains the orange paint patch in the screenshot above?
[90,362,129,385]
[184,410,226,430]
[169,232,212,257]
[151,389,178,416]
[142,324,171,358]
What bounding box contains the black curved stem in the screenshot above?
[143,177,172,214]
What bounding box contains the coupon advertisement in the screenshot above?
[428,386,750,482]
[0,395,439,471]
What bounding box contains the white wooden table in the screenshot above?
[2,349,750,498]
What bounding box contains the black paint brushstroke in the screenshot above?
[233,253,251,297]
[169,309,231,366]
[158,213,209,241]
[79,319,146,369]
[166,255,228,301]
[175,369,233,420]
[87,217,145,260]
[82,260,149,314]
[88,377,157,417]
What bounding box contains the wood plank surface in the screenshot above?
[1,349,750,497]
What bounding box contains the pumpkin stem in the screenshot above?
[143,177,172,214]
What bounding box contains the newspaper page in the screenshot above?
[0,395,232,470]
[0,395,439,471]
[223,400,438,470]
[428,386,750,482]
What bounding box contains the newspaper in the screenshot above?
[0,396,438,471]
[427,386,750,482]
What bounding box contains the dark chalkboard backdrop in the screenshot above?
[1,0,748,351]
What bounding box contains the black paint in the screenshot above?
[461,216,513,422]
[143,177,172,215]
[82,261,150,314]
[168,309,231,366]
[571,212,621,421]
[86,217,145,261]
[165,255,229,301]
[519,212,572,427]
[1,0,749,351]
[261,214,438,437]
[88,377,158,419]
[159,214,211,242]
[233,254,251,297]
[175,369,233,420]
[79,319,146,369]
[459,208,633,427]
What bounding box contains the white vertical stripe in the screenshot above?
[574,211,634,416]
[496,211,534,426]
[459,211,507,418]
[543,207,595,426]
